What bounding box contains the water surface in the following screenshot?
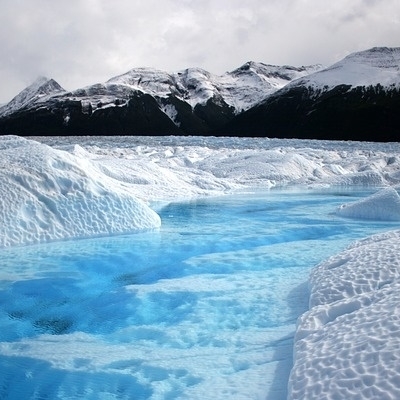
[0,189,396,399]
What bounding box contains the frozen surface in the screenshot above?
[3,134,400,246]
[2,135,400,399]
[35,135,400,201]
[289,229,400,399]
[336,187,400,221]
[0,189,396,400]
[0,136,160,247]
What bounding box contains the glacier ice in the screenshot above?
[0,136,161,247]
[2,135,400,247]
[289,229,400,400]
[1,135,400,399]
[336,187,400,221]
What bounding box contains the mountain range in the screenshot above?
[0,47,399,141]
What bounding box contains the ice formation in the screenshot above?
[2,135,400,247]
[289,229,400,399]
[336,187,400,221]
[0,136,161,247]
[2,135,400,398]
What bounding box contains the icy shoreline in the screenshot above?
[289,229,400,399]
[3,134,400,246]
[2,135,400,398]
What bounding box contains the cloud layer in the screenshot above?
[1,0,399,103]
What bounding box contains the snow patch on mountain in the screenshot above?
[1,47,398,128]
[0,77,65,117]
[288,47,400,93]
[107,63,321,114]
[161,104,180,127]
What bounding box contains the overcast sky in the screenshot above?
[1,0,399,103]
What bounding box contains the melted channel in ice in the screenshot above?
[0,190,397,399]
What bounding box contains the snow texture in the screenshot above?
[0,136,161,247]
[288,187,400,398]
[336,187,400,221]
[289,229,400,400]
[2,135,400,399]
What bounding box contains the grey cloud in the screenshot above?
[0,0,399,103]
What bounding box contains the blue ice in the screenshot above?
[0,189,396,399]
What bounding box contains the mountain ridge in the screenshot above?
[0,77,65,117]
[0,61,319,136]
[217,47,400,141]
[288,47,400,91]
[0,46,399,140]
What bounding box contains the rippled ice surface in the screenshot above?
[0,189,396,399]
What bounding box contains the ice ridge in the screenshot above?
[0,136,161,247]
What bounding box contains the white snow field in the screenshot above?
[1,135,400,399]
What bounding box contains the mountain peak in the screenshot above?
[289,46,400,91]
[1,46,399,139]
[343,46,400,69]
[21,76,65,97]
[107,67,172,85]
[0,77,65,117]
[30,75,49,87]
[232,61,322,81]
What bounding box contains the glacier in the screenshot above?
[289,229,400,399]
[2,135,400,399]
[336,187,400,221]
[0,136,161,247]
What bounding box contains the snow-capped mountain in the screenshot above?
[213,62,321,112]
[50,62,319,117]
[84,63,319,113]
[297,46,400,90]
[0,77,65,117]
[220,47,400,141]
[0,62,319,136]
[0,47,399,139]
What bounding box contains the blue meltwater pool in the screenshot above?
[0,189,397,399]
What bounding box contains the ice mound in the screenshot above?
[0,136,161,247]
[35,136,400,196]
[336,187,400,220]
[289,230,400,399]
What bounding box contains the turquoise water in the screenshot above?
[0,189,397,399]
